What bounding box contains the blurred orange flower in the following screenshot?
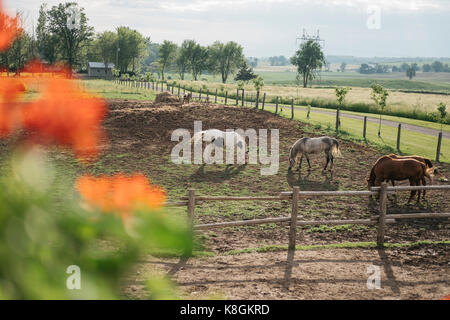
[76,174,167,219]
[0,0,21,52]
[21,78,107,159]
[0,77,26,137]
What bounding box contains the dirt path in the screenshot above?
[125,246,449,300]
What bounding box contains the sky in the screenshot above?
[6,0,450,58]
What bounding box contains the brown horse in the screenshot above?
[367,156,434,203]
[386,154,438,198]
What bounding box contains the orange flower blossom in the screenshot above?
[76,174,167,219]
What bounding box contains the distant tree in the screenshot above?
[253,76,264,108]
[46,2,94,70]
[432,61,444,72]
[175,40,191,80]
[291,40,325,88]
[340,62,347,72]
[370,84,389,137]
[335,87,351,132]
[157,40,177,81]
[247,57,258,68]
[422,64,432,72]
[116,26,148,74]
[269,56,289,66]
[185,41,208,81]
[36,4,58,64]
[437,103,447,132]
[406,65,416,80]
[400,63,410,72]
[208,41,244,83]
[392,66,399,72]
[359,63,372,74]
[92,31,118,73]
[234,62,257,83]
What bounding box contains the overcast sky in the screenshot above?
[6,0,450,58]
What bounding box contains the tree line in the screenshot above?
[0,2,250,84]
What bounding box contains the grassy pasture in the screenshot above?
[175,79,450,124]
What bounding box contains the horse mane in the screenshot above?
[424,158,433,168]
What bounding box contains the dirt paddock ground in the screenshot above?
[124,246,449,300]
[2,99,448,300]
[99,99,448,300]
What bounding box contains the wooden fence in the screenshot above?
[113,79,445,162]
[164,184,450,257]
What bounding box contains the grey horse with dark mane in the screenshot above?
[288,136,343,172]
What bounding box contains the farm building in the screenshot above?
[87,62,115,78]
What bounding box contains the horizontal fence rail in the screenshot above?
[170,184,450,252]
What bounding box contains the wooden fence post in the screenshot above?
[236,89,239,106]
[215,89,218,104]
[291,98,294,120]
[275,96,279,114]
[377,182,388,248]
[225,91,228,105]
[241,89,245,107]
[363,116,367,140]
[199,89,202,102]
[436,132,443,162]
[262,93,266,110]
[187,189,196,256]
[397,124,402,152]
[284,186,300,287]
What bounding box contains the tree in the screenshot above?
[406,65,416,80]
[209,41,244,83]
[422,64,432,72]
[46,2,94,71]
[437,103,447,132]
[291,40,325,88]
[92,31,118,73]
[340,62,347,73]
[253,76,264,109]
[234,62,257,83]
[36,4,58,64]
[175,40,191,80]
[247,57,258,68]
[432,61,444,72]
[335,87,350,132]
[157,40,177,81]
[370,84,389,137]
[185,40,208,81]
[116,26,148,74]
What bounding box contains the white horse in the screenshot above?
[288,136,343,172]
[191,129,248,164]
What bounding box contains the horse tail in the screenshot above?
[331,140,343,158]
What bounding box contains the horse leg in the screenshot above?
[330,155,334,171]
[324,153,330,171]
[407,179,416,204]
[421,177,427,200]
[305,154,312,171]
[299,155,303,171]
